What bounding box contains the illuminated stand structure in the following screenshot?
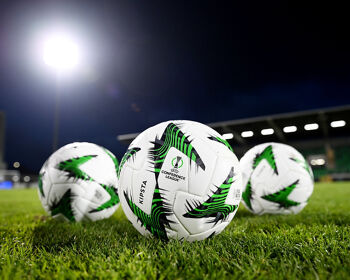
[0,111,6,170]
[117,105,350,181]
[0,112,15,189]
[0,112,23,189]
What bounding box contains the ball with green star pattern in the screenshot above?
[240,142,314,215]
[118,120,243,241]
[38,142,120,222]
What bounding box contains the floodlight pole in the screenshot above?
[41,31,80,152]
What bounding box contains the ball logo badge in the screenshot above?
[171,156,183,173]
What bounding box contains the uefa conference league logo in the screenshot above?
[171,156,183,173]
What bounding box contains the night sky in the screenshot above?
[0,1,349,173]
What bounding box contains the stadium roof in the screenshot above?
[117,105,350,155]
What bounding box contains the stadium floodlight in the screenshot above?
[310,158,326,166]
[42,32,80,72]
[222,133,234,140]
[23,176,31,183]
[304,123,319,131]
[283,126,297,133]
[12,175,19,182]
[330,120,346,128]
[261,128,274,135]
[241,131,254,138]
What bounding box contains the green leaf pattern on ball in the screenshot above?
[89,184,120,213]
[50,189,75,222]
[124,185,171,239]
[118,147,141,178]
[290,157,314,180]
[56,155,119,217]
[242,180,252,210]
[57,155,96,181]
[183,167,238,224]
[38,172,45,197]
[208,136,234,152]
[151,122,206,173]
[242,145,279,210]
[262,180,301,208]
[103,148,119,176]
[253,145,278,175]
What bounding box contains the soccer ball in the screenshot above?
[118,120,242,241]
[38,142,120,222]
[240,142,314,215]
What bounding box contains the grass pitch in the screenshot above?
[0,182,349,279]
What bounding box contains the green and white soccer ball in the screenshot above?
[38,142,120,222]
[118,120,242,241]
[240,142,314,215]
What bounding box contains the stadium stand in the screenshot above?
[117,105,350,181]
[0,112,35,189]
[0,111,6,170]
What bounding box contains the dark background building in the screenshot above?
[118,105,350,181]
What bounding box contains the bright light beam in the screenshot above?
[261,128,274,135]
[42,33,80,71]
[283,126,297,133]
[222,133,234,140]
[304,123,319,131]
[310,158,326,166]
[330,120,346,128]
[241,131,254,138]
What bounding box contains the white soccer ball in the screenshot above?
[38,142,120,222]
[118,120,242,241]
[240,142,314,215]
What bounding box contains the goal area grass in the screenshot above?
[1,182,349,279]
